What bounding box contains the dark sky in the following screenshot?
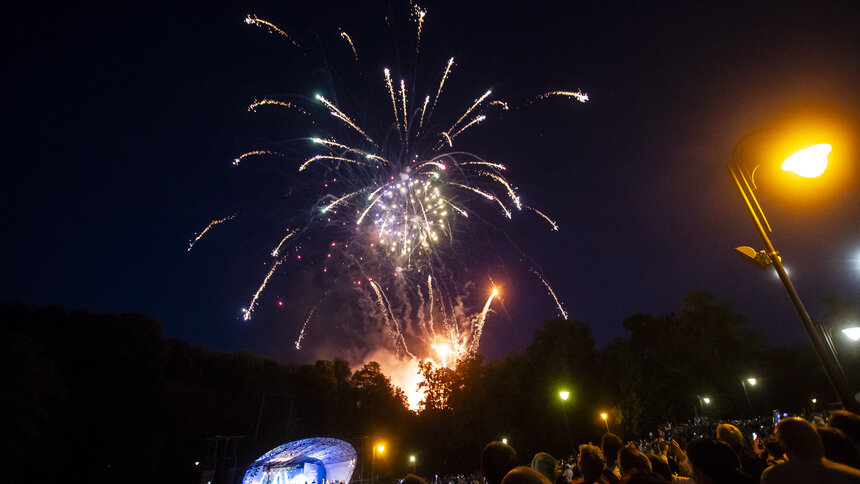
[4,0,859,365]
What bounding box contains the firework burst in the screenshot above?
[191,4,584,373]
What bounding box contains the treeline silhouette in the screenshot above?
[2,292,857,483]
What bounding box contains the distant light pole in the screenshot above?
[410,455,416,474]
[559,390,575,456]
[600,412,610,433]
[740,378,757,416]
[729,137,859,412]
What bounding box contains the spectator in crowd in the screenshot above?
[761,417,860,484]
[618,469,670,484]
[715,423,765,481]
[685,438,752,484]
[601,433,624,484]
[531,452,559,483]
[646,454,671,482]
[483,441,519,484]
[403,474,427,484]
[618,445,652,478]
[829,410,860,447]
[574,444,608,484]
[502,466,551,484]
[818,425,860,469]
[761,436,785,467]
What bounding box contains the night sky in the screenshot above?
[4,0,859,366]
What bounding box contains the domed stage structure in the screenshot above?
[243,438,357,484]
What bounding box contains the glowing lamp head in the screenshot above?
[842,326,860,342]
[703,397,711,404]
[559,390,570,401]
[747,378,757,386]
[812,398,818,404]
[600,412,608,420]
[501,438,508,444]
[377,445,385,453]
[781,143,831,178]
[410,455,416,462]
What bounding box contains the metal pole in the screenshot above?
[252,394,267,452]
[741,379,754,417]
[560,400,575,457]
[729,166,860,413]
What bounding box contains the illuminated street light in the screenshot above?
[842,327,860,342]
[600,412,610,433]
[703,397,711,404]
[501,438,508,445]
[377,445,385,454]
[410,455,416,473]
[559,391,570,401]
[781,143,831,178]
[729,137,860,413]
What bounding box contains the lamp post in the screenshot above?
[559,390,575,457]
[600,412,610,433]
[372,444,385,484]
[740,378,757,416]
[695,395,711,418]
[410,455,416,474]
[729,141,860,412]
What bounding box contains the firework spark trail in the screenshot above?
[527,206,559,231]
[444,90,492,141]
[413,4,427,53]
[469,287,498,352]
[312,138,390,165]
[321,187,375,213]
[243,259,283,321]
[340,30,358,60]
[533,90,589,103]
[419,95,430,129]
[294,301,321,349]
[493,198,512,218]
[271,230,296,257]
[356,186,386,224]
[188,215,236,250]
[489,100,509,110]
[461,160,507,170]
[245,15,300,48]
[429,57,454,118]
[448,115,486,143]
[370,281,414,358]
[444,181,494,201]
[480,171,521,209]
[299,155,374,172]
[315,94,377,146]
[248,99,310,115]
[427,275,435,335]
[384,69,402,139]
[531,268,567,319]
[233,150,273,165]
[400,79,409,135]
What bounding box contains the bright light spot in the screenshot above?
[410,456,416,462]
[842,326,860,342]
[600,412,608,420]
[559,390,570,401]
[501,438,508,445]
[703,397,711,404]
[377,445,385,453]
[781,143,831,178]
[747,378,757,386]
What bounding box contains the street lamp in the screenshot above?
[410,455,416,473]
[600,412,610,433]
[740,378,757,416]
[559,390,575,456]
[729,138,860,413]
[501,437,508,445]
[842,326,860,342]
